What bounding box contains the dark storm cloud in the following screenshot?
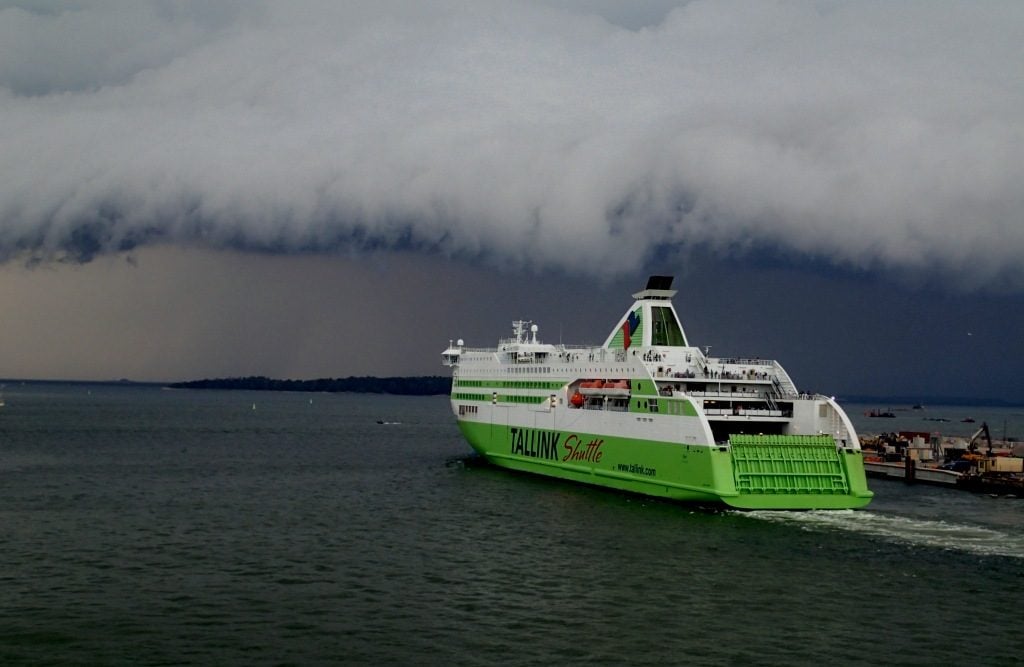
[2,1,1022,286]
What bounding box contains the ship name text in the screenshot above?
[562,434,604,463]
[509,428,604,464]
[510,427,562,461]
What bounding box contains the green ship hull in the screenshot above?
[458,420,872,510]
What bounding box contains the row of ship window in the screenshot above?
[456,379,562,390]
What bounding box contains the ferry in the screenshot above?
[441,276,872,510]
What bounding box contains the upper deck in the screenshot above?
[442,275,861,450]
[443,274,803,398]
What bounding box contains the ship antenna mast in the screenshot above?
[512,320,531,344]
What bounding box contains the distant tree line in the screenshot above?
[167,375,451,395]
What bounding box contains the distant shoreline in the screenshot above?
[166,375,451,396]
[837,395,1024,408]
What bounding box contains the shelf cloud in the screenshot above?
[2,0,1022,287]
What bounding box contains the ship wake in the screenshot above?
[740,510,1024,559]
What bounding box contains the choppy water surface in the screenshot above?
[846,401,1024,440]
[1,384,1022,666]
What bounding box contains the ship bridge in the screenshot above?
[497,320,558,363]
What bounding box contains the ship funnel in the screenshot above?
[646,275,673,290]
[631,275,677,301]
[604,275,688,348]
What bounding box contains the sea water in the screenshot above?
[1,384,1022,666]
[846,401,1024,442]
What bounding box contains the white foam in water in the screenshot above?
[740,510,1024,559]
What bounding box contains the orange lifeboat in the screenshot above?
[601,379,631,396]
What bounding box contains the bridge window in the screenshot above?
[651,307,687,346]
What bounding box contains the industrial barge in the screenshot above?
[863,424,1024,496]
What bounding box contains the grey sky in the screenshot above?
[0,1,1022,399]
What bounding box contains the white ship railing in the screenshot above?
[459,344,605,355]
[708,357,776,367]
[769,361,800,396]
[688,389,770,398]
[704,409,785,417]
